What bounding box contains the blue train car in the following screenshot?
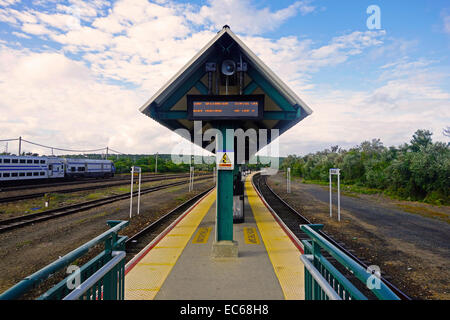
[64,158,115,178]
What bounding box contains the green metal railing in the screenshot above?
[0,220,129,300]
[300,224,400,300]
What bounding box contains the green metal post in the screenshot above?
[216,125,234,241]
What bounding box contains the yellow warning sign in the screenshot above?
[217,151,234,170]
[244,227,260,244]
[221,153,231,164]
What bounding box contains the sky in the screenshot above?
[0,0,449,157]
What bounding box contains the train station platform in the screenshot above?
[124,174,305,300]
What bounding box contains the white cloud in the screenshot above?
[278,58,450,155]
[439,9,450,35]
[0,0,448,157]
[11,31,31,39]
[0,45,184,155]
[21,22,52,36]
[0,0,20,7]
[194,0,316,35]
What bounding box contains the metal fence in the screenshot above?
[300,224,400,300]
[0,220,128,300]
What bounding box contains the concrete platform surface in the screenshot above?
[124,174,305,300]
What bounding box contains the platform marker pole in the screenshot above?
[188,167,191,192]
[337,171,340,222]
[191,166,194,191]
[329,172,332,218]
[137,168,141,215]
[287,167,291,193]
[129,166,134,218]
[329,168,341,221]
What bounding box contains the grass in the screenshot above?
[395,204,450,224]
[16,239,32,249]
[301,178,449,205]
[302,179,381,195]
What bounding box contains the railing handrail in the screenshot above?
[301,224,400,300]
[63,251,126,300]
[300,255,342,300]
[0,220,129,300]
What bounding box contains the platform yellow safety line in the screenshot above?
[245,176,305,300]
[124,190,216,300]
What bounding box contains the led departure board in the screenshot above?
[187,95,264,120]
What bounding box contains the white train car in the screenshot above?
[0,155,114,183]
[0,155,50,181]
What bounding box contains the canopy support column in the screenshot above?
[212,124,238,258]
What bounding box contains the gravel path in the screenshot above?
[268,173,450,299]
[0,178,214,296]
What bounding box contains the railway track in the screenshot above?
[0,173,210,193]
[253,173,411,300]
[0,173,210,203]
[0,176,213,233]
[125,187,214,263]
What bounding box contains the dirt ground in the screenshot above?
[0,176,199,221]
[267,172,450,300]
[0,178,214,296]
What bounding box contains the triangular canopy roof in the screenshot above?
[140,26,313,151]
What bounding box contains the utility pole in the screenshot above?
[155,152,158,173]
[18,136,22,156]
[106,146,109,159]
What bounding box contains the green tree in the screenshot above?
[410,129,433,152]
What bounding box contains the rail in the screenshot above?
[0,220,129,300]
[300,224,400,300]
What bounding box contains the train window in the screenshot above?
[71,167,75,172]
[4,159,10,163]
[12,159,18,163]
[40,172,45,176]
[19,172,25,177]
[49,165,53,170]
[3,173,10,177]
[26,172,32,176]
[27,160,32,164]
[78,167,85,172]
[40,160,45,164]
[33,172,39,176]
[34,160,39,164]
[12,173,18,177]
[0,159,2,163]
[20,159,26,164]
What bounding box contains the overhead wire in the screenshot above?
[1,137,127,155]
